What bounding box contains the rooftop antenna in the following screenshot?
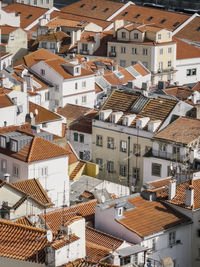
[61,180,66,227]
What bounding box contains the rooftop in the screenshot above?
[175,37,200,60]
[60,0,124,20]
[40,199,98,233]
[0,25,19,35]
[0,92,14,108]
[154,116,200,145]
[111,5,190,31]
[65,141,79,165]
[164,86,193,100]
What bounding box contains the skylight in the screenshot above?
[134,14,140,19]
[197,27,200,31]
[104,8,109,12]
[80,4,85,8]
[160,19,166,24]
[147,16,153,21]
[26,14,32,19]
[91,6,97,10]
[173,22,180,27]
[122,11,128,17]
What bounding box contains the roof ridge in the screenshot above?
[86,226,124,243]
[33,178,52,203]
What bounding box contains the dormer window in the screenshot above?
[80,4,85,8]
[121,32,126,39]
[134,14,140,19]
[122,11,128,17]
[160,19,166,24]
[147,16,153,21]
[91,5,97,10]
[41,69,45,76]
[0,136,6,148]
[134,33,138,39]
[173,22,180,27]
[158,34,162,40]
[104,8,109,12]
[10,140,18,152]
[75,67,79,74]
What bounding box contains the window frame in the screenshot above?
[120,140,127,153]
[152,163,161,177]
[96,135,103,147]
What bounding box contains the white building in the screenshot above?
[95,193,192,267]
[0,127,69,207]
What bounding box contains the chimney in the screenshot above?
[185,185,194,207]
[168,179,176,200]
[113,20,124,37]
[4,173,10,183]
[24,75,34,92]
[22,81,27,93]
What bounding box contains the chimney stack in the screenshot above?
[185,185,194,207]
[168,179,176,200]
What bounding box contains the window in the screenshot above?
[121,32,126,39]
[169,231,176,246]
[118,207,123,216]
[41,167,48,176]
[107,161,114,173]
[158,61,163,71]
[147,16,153,21]
[46,0,49,3]
[80,134,84,143]
[121,47,126,54]
[133,168,139,179]
[80,3,85,8]
[122,11,128,17]
[55,85,59,92]
[120,140,127,153]
[131,61,137,65]
[40,0,43,4]
[74,133,78,142]
[143,48,148,55]
[152,238,156,251]
[34,0,37,5]
[82,96,87,103]
[107,137,114,149]
[133,144,141,156]
[120,256,131,266]
[75,99,78,105]
[10,35,14,41]
[104,8,109,12]
[41,42,46,48]
[134,33,138,39]
[42,122,47,128]
[75,82,78,90]
[145,146,151,154]
[10,140,17,152]
[50,42,55,49]
[168,60,172,67]
[82,81,86,87]
[119,165,126,177]
[168,47,172,53]
[110,46,116,52]
[132,254,138,265]
[132,48,137,55]
[75,67,79,74]
[160,19,166,24]
[82,43,88,51]
[55,100,59,106]
[152,163,161,176]
[173,22,180,27]
[167,165,171,176]
[0,136,6,148]
[45,91,49,101]
[167,32,171,39]
[79,151,84,159]
[186,68,197,76]
[91,5,97,10]
[142,62,148,68]
[159,143,167,152]
[158,34,162,40]
[41,69,45,76]
[134,14,140,19]
[120,60,126,67]
[13,165,19,177]
[96,158,103,170]
[160,48,163,55]
[96,135,103,146]
[1,159,7,172]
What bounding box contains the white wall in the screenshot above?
[0,106,16,127]
[36,118,64,137]
[0,9,20,27]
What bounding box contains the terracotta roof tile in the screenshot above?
[192,81,200,92]
[46,18,85,29]
[0,219,47,263]
[112,5,190,31]
[164,86,193,100]
[95,83,103,93]
[86,241,110,262]
[64,258,117,267]
[3,3,48,30]
[0,93,14,108]
[69,109,98,134]
[36,31,70,42]
[12,178,52,206]
[0,25,18,35]
[40,199,98,233]
[51,234,79,249]
[175,37,200,60]
[16,216,33,226]
[57,103,91,123]
[118,195,190,237]
[60,0,124,20]
[154,117,200,145]
[29,102,62,124]
[175,16,200,43]
[133,63,149,76]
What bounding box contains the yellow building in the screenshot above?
[92,90,179,191]
[107,21,176,85]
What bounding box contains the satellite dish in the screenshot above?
[30,112,34,119]
[35,109,38,116]
[46,230,53,243]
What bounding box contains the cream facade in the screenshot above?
[108,24,176,85]
[15,0,53,9]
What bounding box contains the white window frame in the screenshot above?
[41,166,48,177]
[13,164,19,177]
[120,140,127,152]
[1,159,7,172]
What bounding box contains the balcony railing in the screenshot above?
[152,150,186,162]
[80,50,89,55]
[109,51,116,57]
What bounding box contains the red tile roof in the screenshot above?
[0,93,14,108]
[0,25,18,35]
[175,37,200,60]
[29,102,62,124]
[154,117,200,145]
[16,216,33,226]
[164,86,193,100]
[65,142,79,165]
[40,199,98,233]
[118,195,190,237]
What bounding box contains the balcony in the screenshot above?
[152,150,186,162]
[109,51,116,57]
[80,50,89,55]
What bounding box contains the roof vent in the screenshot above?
[110,112,123,124]
[136,117,150,129]
[10,135,33,152]
[99,109,112,121]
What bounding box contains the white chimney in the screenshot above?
[185,186,194,207]
[22,81,27,93]
[148,120,162,132]
[168,179,176,200]
[4,173,10,183]
[113,20,124,37]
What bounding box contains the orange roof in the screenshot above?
[40,199,98,233]
[51,234,79,249]
[164,86,193,100]
[65,142,79,165]
[175,16,200,43]
[133,63,149,76]
[24,48,60,67]
[86,241,110,262]
[118,195,190,237]
[79,31,96,43]
[36,31,70,42]
[16,216,33,226]
[175,37,200,60]
[0,219,47,263]
[111,5,190,31]
[192,81,200,92]
[60,0,124,20]
[12,178,52,206]
[46,18,85,29]
[0,93,14,108]
[0,25,18,35]
[3,3,48,30]
[154,117,200,145]
[57,103,91,123]
[29,102,62,124]
[95,83,103,93]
